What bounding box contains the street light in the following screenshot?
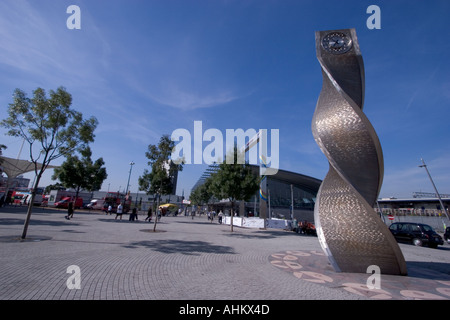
[125,161,135,197]
[419,158,449,220]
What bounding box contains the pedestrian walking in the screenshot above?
[65,201,74,220]
[145,207,152,221]
[129,207,138,221]
[208,211,214,223]
[218,210,223,224]
[115,203,123,220]
[157,207,162,221]
[107,205,112,215]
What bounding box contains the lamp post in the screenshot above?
[419,158,449,220]
[124,161,135,206]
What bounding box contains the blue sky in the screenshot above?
[1,0,449,199]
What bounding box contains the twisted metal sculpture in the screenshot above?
[312,29,407,275]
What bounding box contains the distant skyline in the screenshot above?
[1,0,449,199]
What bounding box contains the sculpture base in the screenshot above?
[315,167,408,276]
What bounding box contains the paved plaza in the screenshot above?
[1,205,450,301]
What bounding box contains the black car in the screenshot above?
[389,222,444,248]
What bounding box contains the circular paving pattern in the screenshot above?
[269,250,450,300]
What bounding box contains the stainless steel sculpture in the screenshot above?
[312,29,407,275]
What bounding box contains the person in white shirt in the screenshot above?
[115,203,123,220]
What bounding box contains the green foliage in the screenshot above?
[0,86,98,239]
[189,148,260,210]
[44,182,65,194]
[206,147,260,231]
[209,147,260,204]
[0,87,98,168]
[52,146,107,194]
[139,134,184,232]
[139,134,183,195]
[0,144,6,167]
[189,178,213,206]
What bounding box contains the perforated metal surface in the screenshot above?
[312,29,407,275]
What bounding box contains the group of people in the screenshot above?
[206,210,224,223]
[63,202,228,224]
[109,203,139,221]
[64,202,138,221]
[144,207,162,222]
[111,205,161,222]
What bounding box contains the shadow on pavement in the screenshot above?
[0,235,53,242]
[222,229,314,240]
[0,205,102,216]
[123,239,236,255]
[0,217,82,227]
[406,261,450,280]
[175,220,219,226]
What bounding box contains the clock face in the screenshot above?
[322,32,352,54]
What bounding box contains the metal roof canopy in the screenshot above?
[192,163,322,194]
[249,165,322,193]
[0,155,58,180]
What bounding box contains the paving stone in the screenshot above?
[0,206,449,300]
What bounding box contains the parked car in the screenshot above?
[389,222,444,248]
[54,197,83,209]
[84,199,105,210]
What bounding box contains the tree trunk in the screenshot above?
[21,172,43,239]
[74,186,81,210]
[230,201,234,232]
[153,193,160,232]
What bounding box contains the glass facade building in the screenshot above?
[266,177,317,214]
[191,164,322,222]
[258,166,321,221]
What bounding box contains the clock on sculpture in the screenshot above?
[321,31,352,54]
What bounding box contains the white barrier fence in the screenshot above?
[223,216,292,230]
[223,213,449,234]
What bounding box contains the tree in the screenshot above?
[190,178,213,207]
[138,134,183,231]
[0,145,6,185]
[190,178,216,222]
[0,144,6,168]
[209,147,260,231]
[52,146,107,203]
[0,87,98,239]
[44,182,65,194]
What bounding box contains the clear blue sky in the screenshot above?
[1,0,449,199]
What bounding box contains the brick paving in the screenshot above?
[0,205,449,301]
